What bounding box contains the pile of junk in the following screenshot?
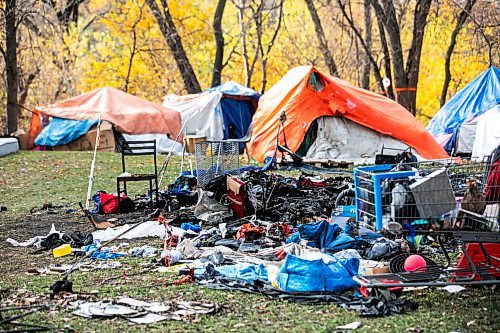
[8,144,500,320]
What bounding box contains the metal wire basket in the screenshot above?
[194,141,240,188]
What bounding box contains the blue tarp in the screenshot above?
[427,66,500,152]
[215,263,268,283]
[35,117,98,147]
[220,98,254,140]
[286,220,356,251]
[209,81,261,100]
[277,254,358,292]
[210,81,261,145]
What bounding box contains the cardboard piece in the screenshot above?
[185,135,206,154]
[17,133,29,150]
[365,266,390,275]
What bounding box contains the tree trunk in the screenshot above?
[374,10,394,99]
[123,27,137,93]
[403,0,432,115]
[19,69,39,109]
[371,0,408,105]
[6,0,18,134]
[211,0,226,87]
[258,0,284,93]
[362,0,371,89]
[371,0,431,114]
[123,3,144,93]
[440,0,476,107]
[145,0,201,93]
[236,1,251,86]
[304,0,338,76]
[336,0,385,93]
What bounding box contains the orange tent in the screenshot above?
[249,66,448,162]
[29,86,182,148]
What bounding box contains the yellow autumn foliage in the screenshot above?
[3,0,497,131]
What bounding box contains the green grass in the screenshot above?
[0,151,183,214]
[0,151,499,332]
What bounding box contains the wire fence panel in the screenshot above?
[195,141,240,188]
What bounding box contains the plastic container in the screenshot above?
[53,244,72,258]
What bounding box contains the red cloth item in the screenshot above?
[228,176,246,218]
[278,223,292,236]
[485,160,500,203]
[99,192,126,214]
[299,178,327,188]
[236,223,265,240]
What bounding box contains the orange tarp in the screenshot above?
[33,86,182,138]
[249,66,448,162]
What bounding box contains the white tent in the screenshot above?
[163,91,225,141]
[455,105,500,161]
[304,116,413,164]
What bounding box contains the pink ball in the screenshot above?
[404,255,427,272]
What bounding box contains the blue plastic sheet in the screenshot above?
[208,81,260,150]
[427,66,500,151]
[290,220,356,251]
[82,242,126,260]
[209,81,261,99]
[215,263,268,283]
[35,117,98,147]
[220,98,254,142]
[277,254,358,292]
[181,222,201,233]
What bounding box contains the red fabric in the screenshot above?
[236,223,265,240]
[28,109,42,149]
[299,178,327,188]
[278,223,292,236]
[485,160,500,203]
[228,177,246,218]
[456,243,500,279]
[99,192,126,214]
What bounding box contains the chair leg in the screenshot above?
[123,181,128,196]
[155,178,159,205]
[117,180,121,213]
[149,179,153,210]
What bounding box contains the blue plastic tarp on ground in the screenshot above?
[427,66,500,151]
[35,117,98,147]
[215,263,268,283]
[277,254,358,292]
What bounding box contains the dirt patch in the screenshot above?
[0,206,151,280]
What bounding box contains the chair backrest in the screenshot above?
[118,139,157,175]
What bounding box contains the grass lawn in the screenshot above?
[0,151,498,333]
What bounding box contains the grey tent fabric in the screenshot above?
[304,117,410,164]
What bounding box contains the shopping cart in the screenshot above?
[353,157,500,289]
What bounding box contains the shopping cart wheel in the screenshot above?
[480,275,498,292]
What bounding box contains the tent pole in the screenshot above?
[179,128,187,176]
[158,114,192,188]
[85,115,102,210]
